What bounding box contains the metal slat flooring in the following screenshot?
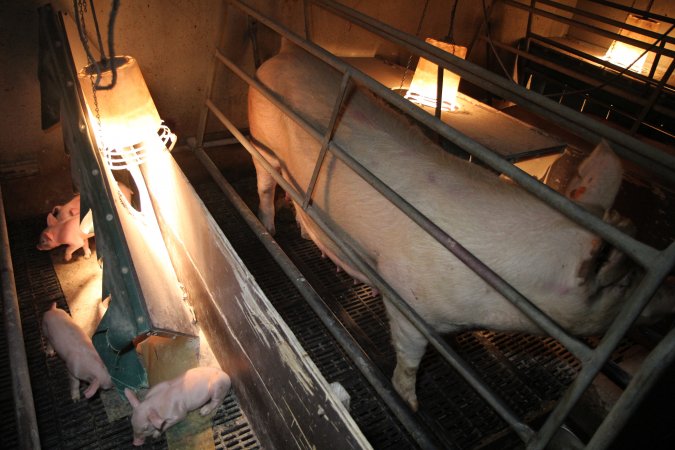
[1,217,260,449]
[195,177,586,449]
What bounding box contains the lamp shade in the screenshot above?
[405,38,467,111]
[79,56,162,151]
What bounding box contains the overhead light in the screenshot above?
[405,38,467,112]
[603,14,660,73]
[79,56,175,171]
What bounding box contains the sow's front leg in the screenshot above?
[252,149,281,235]
[386,302,431,411]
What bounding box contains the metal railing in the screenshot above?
[194,1,675,448]
[500,0,675,138]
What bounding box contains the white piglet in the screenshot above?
[124,367,231,446]
[248,42,675,411]
[41,302,113,401]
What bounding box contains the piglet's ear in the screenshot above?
[124,388,140,408]
[148,408,165,431]
[47,213,58,227]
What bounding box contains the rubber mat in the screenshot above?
[2,216,260,450]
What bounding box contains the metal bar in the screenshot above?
[305,0,675,202]
[303,71,353,210]
[1,186,41,450]
[214,48,594,361]
[631,59,675,133]
[303,0,312,41]
[502,0,675,56]
[486,35,652,111]
[195,9,230,148]
[584,0,675,25]
[534,0,675,45]
[526,0,536,39]
[231,0,660,268]
[223,2,674,447]
[529,34,673,98]
[195,112,443,450]
[528,243,675,449]
[248,17,262,69]
[203,98,536,442]
[435,65,443,119]
[586,325,675,449]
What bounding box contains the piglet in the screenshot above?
[37,213,94,261]
[124,367,231,446]
[50,194,81,222]
[41,302,113,401]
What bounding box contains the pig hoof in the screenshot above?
[84,250,92,259]
[392,367,419,412]
[71,391,81,402]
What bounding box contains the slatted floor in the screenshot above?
[195,177,591,449]
[1,217,260,449]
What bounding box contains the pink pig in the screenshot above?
[248,43,675,411]
[124,367,231,446]
[50,194,81,222]
[41,302,113,401]
[37,213,94,261]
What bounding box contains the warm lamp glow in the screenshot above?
[78,56,175,170]
[603,14,660,73]
[405,38,467,112]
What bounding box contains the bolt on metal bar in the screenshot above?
[310,0,675,176]
[215,47,593,361]
[586,324,675,449]
[528,242,675,449]
[204,97,536,443]
[303,71,353,210]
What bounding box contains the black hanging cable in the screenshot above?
[74,0,99,72]
[74,0,121,90]
[96,0,120,90]
[89,0,107,62]
[445,0,460,44]
[398,0,431,91]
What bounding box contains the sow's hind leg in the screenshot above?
[386,302,430,412]
[251,148,282,235]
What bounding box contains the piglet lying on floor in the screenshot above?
[41,302,113,401]
[124,366,231,446]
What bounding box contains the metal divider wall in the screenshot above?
[194,0,675,448]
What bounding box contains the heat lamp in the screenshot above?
[603,14,660,73]
[405,38,467,112]
[78,56,175,212]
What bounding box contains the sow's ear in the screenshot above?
[124,388,140,408]
[566,139,623,214]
